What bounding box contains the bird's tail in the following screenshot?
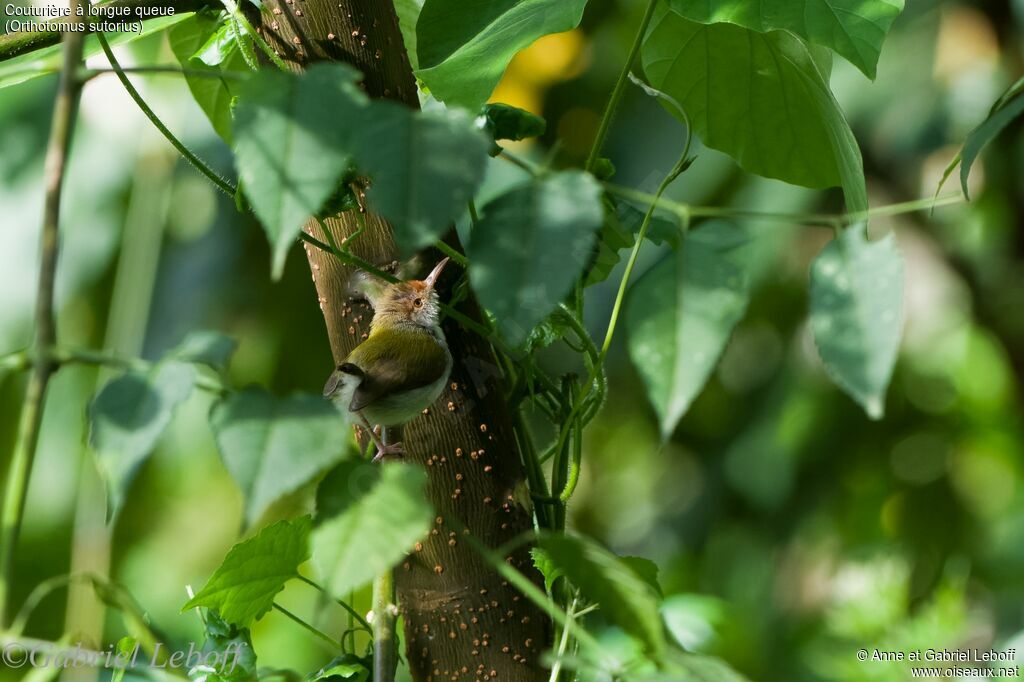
[323,362,363,398]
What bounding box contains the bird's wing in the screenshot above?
[345,328,448,412]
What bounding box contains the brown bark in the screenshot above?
[249,2,550,680]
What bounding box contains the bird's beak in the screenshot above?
[424,257,450,290]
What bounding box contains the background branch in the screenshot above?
[0,0,88,626]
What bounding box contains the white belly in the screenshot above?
[328,348,452,427]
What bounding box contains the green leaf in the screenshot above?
[209,388,351,527]
[233,63,366,278]
[662,649,751,682]
[616,201,682,249]
[809,223,903,419]
[667,0,904,79]
[183,516,311,626]
[90,361,197,521]
[661,594,726,652]
[541,534,667,656]
[110,637,137,682]
[170,330,238,373]
[416,0,588,109]
[468,171,603,346]
[87,577,163,654]
[592,158,616,181]
[309,654,370,681]
[529,547,564,594]
[395,0,425,70]
[625,223,750,438]
[642,7,867,212]
[234,64,487,265]
[358,105,490,256]
[169,12,249,144]
[622,556,663,598]
[0,14,193,90]
[522,314,572,354]
[584,197,636,287]
[480,103,547,143]
[941,75,1024,200]
[192,17,239,67]
[313,462,433,597]
[190,610,258,681]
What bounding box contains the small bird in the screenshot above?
[323,258,452,461]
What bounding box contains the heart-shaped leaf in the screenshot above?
[358,105,490,256]
[169,12,249,144]
[313,461,433,597]
[90,360,197,521]
[626,222,750,438]
[183,516,311,627]
[667,0,905,79]
[233,63,366,278]
[642,7,867,212]
[416,0,588,109]
[194,610,259,681]
[809,223,903,419]
[940,75,1024,200]
[210,388,352,526]
[480,103,547,143]
[541,534,667,657]
[169,330,237,373]
[468,171,603,346]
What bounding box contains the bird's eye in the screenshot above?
[414,298,423,308]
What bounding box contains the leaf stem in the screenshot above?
[372,425,399,682]
[272,603,340,648]
[501,151,967,228]
[228,12,259,70]
[514,410,552,530]
[371,571,397,681]
[222,0,290,71]
[9,573,77,636]
[435,241,469,268]
[559,414,583,503]
[602,155,690,358]
[297,575,371,631]
[0,346,226,393]
[299,231,400,283]
[0,8,86,626]
[539,135,693,481]
[584,0,660,173]
[548,595,577,682]
[551,380,576,530]
[604,184,966,229]
[97,34,237,198]
[84,65,249,80]
[8,64,250,81]
[499,150,539,174]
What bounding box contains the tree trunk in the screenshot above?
[249,2,551,680]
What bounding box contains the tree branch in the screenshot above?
[0,0,88,626]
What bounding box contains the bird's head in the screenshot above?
[371,257,450,330]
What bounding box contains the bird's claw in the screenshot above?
[372,442,405,463]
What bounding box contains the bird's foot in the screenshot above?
[372,442,405,463]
